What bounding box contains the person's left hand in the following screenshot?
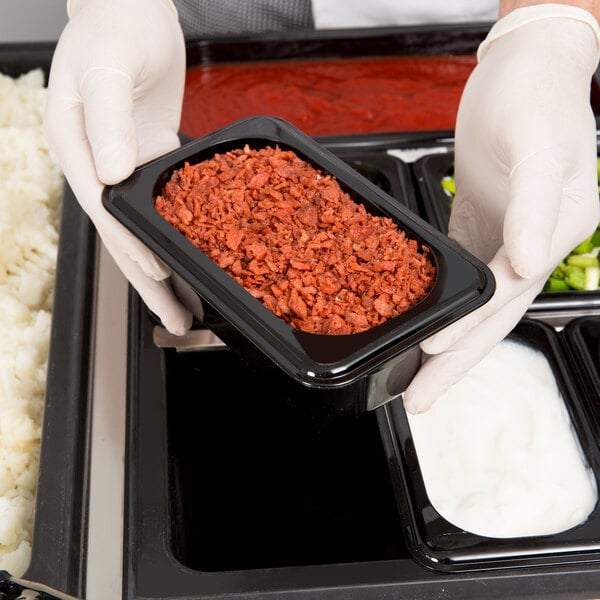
[403,6,600,414]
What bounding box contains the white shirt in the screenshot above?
[311,0,498,29]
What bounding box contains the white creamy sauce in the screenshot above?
[407,338,598,538]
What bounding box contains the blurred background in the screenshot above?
[1,0,68,42]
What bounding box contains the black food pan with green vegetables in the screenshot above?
[413,150,600,312]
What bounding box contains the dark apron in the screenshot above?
[172,0,314,38]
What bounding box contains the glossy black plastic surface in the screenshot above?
[25,188,96,596]
[166,347,406,571]
[561,316,600,427]
[103,115,494,390]
[127,289,600,600]
[412,151,454,235]
[381,318,600,573]
[334,149,421,217]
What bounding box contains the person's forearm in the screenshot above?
[499,0,600,21]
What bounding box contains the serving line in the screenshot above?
[81,143,600,600]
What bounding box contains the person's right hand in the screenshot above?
[403,5,600,414]
[44,0,193,335]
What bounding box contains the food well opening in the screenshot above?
[164,346,408,572]
[574,318,600,372]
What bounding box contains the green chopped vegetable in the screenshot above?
[550,263,567,280]
[566,254,599,269]
[440,175,455,197]
[571,237,595,255]
[565,269,586,290]
[544,277,570,291]
[439,157,600,292]
[586,265,600,290]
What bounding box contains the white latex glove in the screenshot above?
[404,5,600,414]
[44,0,193,335]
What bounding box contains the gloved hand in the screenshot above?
[404,5,600,414]
[44,0,193,335]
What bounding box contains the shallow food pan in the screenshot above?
[334,149,421,217]
[561,316,600,426]
[379,317,600,573]
[412,150,600,312]
[412,151,454,236]
[103,115,494,405]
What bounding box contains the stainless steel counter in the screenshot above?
[85,245,127,600]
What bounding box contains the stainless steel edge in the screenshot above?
[85,246,128,600]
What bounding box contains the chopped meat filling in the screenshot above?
[155,144,436,334]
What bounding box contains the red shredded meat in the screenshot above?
[154,144,436,334]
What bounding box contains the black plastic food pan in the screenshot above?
[561,316,600,428]
[127,279,600,600]
[412,151,454,236]
[412,150,600,312]
[379,317,600,573]
[103,115,494,398]
[324,148,421,217]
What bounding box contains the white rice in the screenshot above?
[0,68,63,576]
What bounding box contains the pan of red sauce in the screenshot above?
[181,21,600,136]
[181,54,477,138]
